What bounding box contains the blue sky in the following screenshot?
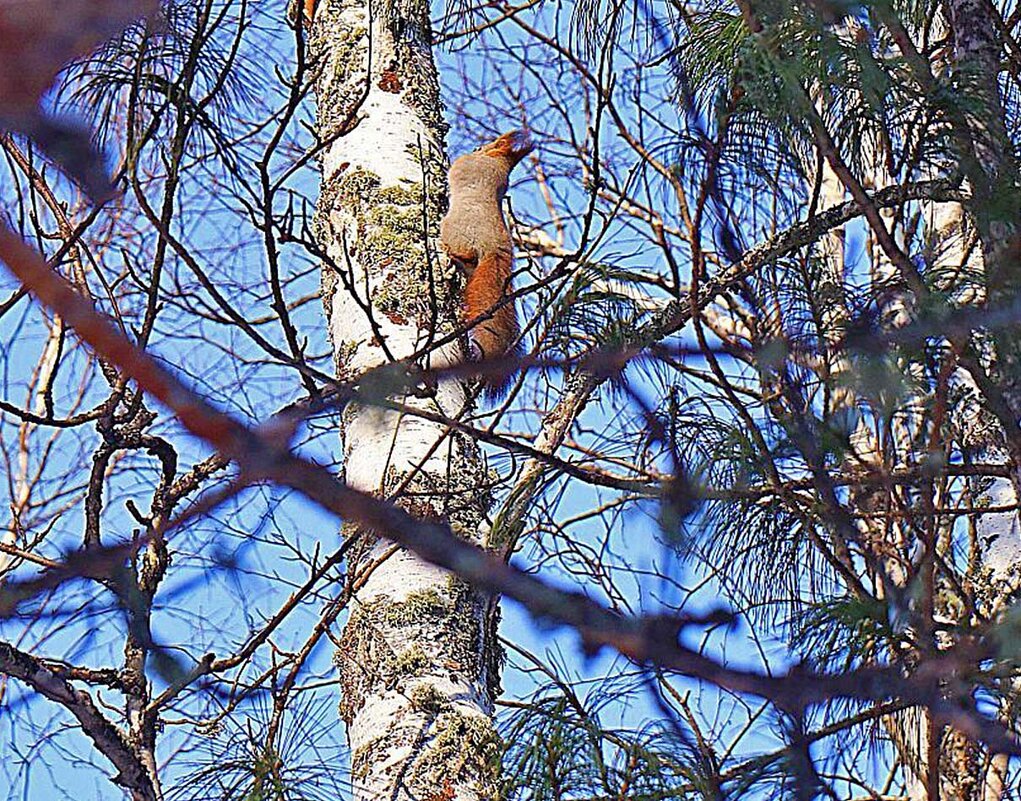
[0,1,873,798]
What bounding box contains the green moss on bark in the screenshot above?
[409,710,501,801]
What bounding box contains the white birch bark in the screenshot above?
[801,19,1014,796]
[933,16,1021,592]
[872,6,1021,792]
[310,3,499,799]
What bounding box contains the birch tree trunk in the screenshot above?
[796,11,1019,796]
[309,4,500,799]
[879,5,1021,797]
[941,6,1021,798]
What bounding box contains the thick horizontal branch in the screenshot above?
[0,543,134,618]
[700,462,1013,502]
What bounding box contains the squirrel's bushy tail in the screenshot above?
[464,249,520,399]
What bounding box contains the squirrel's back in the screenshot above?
[439,131,532,398]
[441,152,514,257]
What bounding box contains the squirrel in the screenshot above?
[440,130,533,399]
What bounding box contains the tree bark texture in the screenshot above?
[310,2,500,799]
[873,6,1020,797]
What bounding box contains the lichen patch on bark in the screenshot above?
[312,2,500,799]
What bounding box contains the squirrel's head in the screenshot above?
[477,130,534,168]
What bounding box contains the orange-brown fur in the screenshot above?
[464,249,519,364]
[440,130,533,399]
